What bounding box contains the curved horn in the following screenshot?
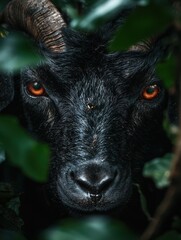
[0,0,66,52]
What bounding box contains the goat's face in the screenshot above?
[18,30,170,214]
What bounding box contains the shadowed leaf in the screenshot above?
[0,183,15,204]
[110,2,172,51]
[157,55,176,89]
[70,0,146,31]
[0,33,43,72]
[0,116,50,182]
[0,0,11,11]
[143,153,173,188]
[40,217,138,240]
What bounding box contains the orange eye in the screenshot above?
[142,85,160,100]
[27,81,46,96]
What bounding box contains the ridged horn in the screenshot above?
[0,0,66,52]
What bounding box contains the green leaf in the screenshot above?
[0,116,50,182]
[70,0,146,31]
[110,2,172,51]
[143,153,173,188]
[6,197,21,216]
[0,183,23,231]
[0,33,43,72]
[0,204,24,231]
[0,0,11,11]
[40,217,138,240]
[157,55,176,89]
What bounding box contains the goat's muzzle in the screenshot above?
[56,162,132,212]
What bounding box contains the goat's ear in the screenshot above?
[0,73,14,111]
[129,29,172,62]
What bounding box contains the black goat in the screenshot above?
[0,0,173,235]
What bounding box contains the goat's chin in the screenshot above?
[55,178,132,215]
[65,205,126,218]
[58,196,132,219]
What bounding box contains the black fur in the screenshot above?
[1,21,172,235]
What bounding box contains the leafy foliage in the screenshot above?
[0,0,11,11]
[54,0,137,30]
[157,55,176,89]
[70,0,136,31]
[0,0,180,239]
[0,32,43,72]
[0,183,23,231]
[40,217,137,240]
[110,1,172,51]
[0,116,50,182]
[143,153,173,188]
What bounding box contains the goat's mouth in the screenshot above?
[56,171,132,213]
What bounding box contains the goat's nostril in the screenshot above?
[114,169,118,180]
[99,176,113,192]
[70,170,75,180]
[71,166,117,196]
[76,177,93,193]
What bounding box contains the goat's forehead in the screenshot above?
[47,52,150,83]
[24,48,156,93]
[52,66,127,94]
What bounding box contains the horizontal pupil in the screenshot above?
[146,87,155,94]
[33,82,42,90]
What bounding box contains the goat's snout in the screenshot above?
[58,162,131,212]
[69,164,118,199]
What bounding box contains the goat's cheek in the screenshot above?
[22,97,51,129]
[131,103,160,127]
[45,108,56,127]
